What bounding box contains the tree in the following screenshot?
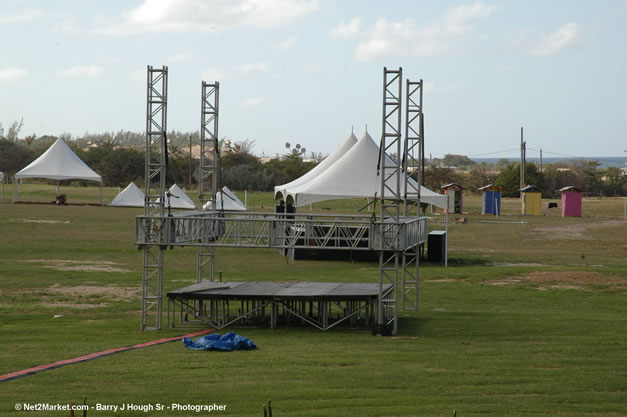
[6,118,24,142]
[265,153,316,187]
[495,162,545,197]
[602,167,625,197]
[0,138,33,175]
[542,165,581,198]
[233,139,256,154]
[423,166,463,191]
[441,154,476,168]
[465,164,497,192]
[220,152,262,170]
[23,134,36,150]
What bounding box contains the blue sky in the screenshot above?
[1,0,626,159]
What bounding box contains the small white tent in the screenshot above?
[203,186,247,211]
[284,132,448,209]
[274,131,358,201]
[110,183,145,207]
[14,138,103,204]
[160,184,196,209]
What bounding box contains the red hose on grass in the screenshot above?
[0,329,214,383]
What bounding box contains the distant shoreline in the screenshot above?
[469,157,627,169]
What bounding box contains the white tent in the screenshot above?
[284,132,448,209]
[16,139,101,182]
[274,131,358,201]
[202,186,247,211]
[110,182,145,207]
[160,184,196,209]
[14,138,103,204]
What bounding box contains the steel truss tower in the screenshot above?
[142,65,168,330]
[401,79,423,311]
[197,81,220,282]
[377,67,403,335]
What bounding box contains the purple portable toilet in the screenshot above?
[558,186,582,217]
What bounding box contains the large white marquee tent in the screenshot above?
[282,132,448,210]
[274,131,358,201]
[276,131,450,266]
[14,138,103,204]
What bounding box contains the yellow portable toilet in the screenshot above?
[520,185,542,216]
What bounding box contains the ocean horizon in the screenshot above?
[468,156,627,169]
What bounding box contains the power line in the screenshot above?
[527,148,625,165]
[468,148,520,158]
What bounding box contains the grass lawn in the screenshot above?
[1,184,626,416]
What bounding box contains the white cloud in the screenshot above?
[530,23,580,56]
[504,27,534,50]
[57,66,103,78]
[608,66,622,75]
[53,20,78,34]
[202,67,224,81]
[0,8,42,26]
[131,68,146,81]
[167,52,193,63]
[422,82,463,94]
[0,67,27,81]
[278,36,297,50]
[353,2,498,61]
[237,62,268,74]
[94,0,318,35]
[331,17,361,39]
[244,97,264,106]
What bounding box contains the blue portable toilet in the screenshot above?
[479,184,502,215]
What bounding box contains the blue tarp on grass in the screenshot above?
[182,332,257,351]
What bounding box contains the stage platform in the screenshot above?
[167,281,393,332]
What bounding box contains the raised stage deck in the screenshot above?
[167,281,393,332]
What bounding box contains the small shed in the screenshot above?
[558,186,582,217]
[441,183,465,214]
[520,185,542,216]
[478,184,502,215]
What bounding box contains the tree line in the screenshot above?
[423,157,626,198]
[0,131,315,191]
[1,128,625,197]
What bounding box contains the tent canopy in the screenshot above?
[15,138,101,182]
[110,182,145,207]
[283,132,448,209]
[158,184,196,209]
[274,131,357,201]
[203,186,247,211]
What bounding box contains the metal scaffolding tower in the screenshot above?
[377,67,403,335]
[401,79,423,311]
[141,65,168,330]
[136,67,427,334]
[197,81,220,283]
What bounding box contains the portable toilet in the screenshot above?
[520,185,542,216]
[441,183,465,214]
[558,186,582,217]
[478,184,502,216]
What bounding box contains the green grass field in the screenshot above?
[1,184,626,416]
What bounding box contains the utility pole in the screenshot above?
[540,147,543,173]
[520,127,526,195]
[188,134,192,188]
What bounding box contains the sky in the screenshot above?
[1,0,626,159]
